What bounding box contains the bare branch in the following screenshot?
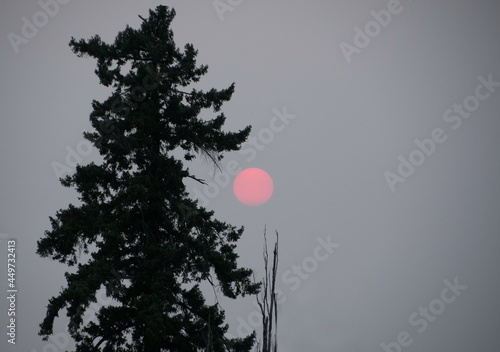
[186,174,207,185]
[182,168,207,185]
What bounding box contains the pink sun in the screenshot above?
[233,168,274,206]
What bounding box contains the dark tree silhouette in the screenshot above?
[37,6,260,352]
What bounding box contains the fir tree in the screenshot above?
[37,6,260,352]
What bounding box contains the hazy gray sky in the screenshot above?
[1,0,500,351]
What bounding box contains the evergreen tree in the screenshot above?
[37,6,260,352]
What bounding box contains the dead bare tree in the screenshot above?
[255,228,279,352]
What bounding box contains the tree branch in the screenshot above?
[183,169,207,185]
